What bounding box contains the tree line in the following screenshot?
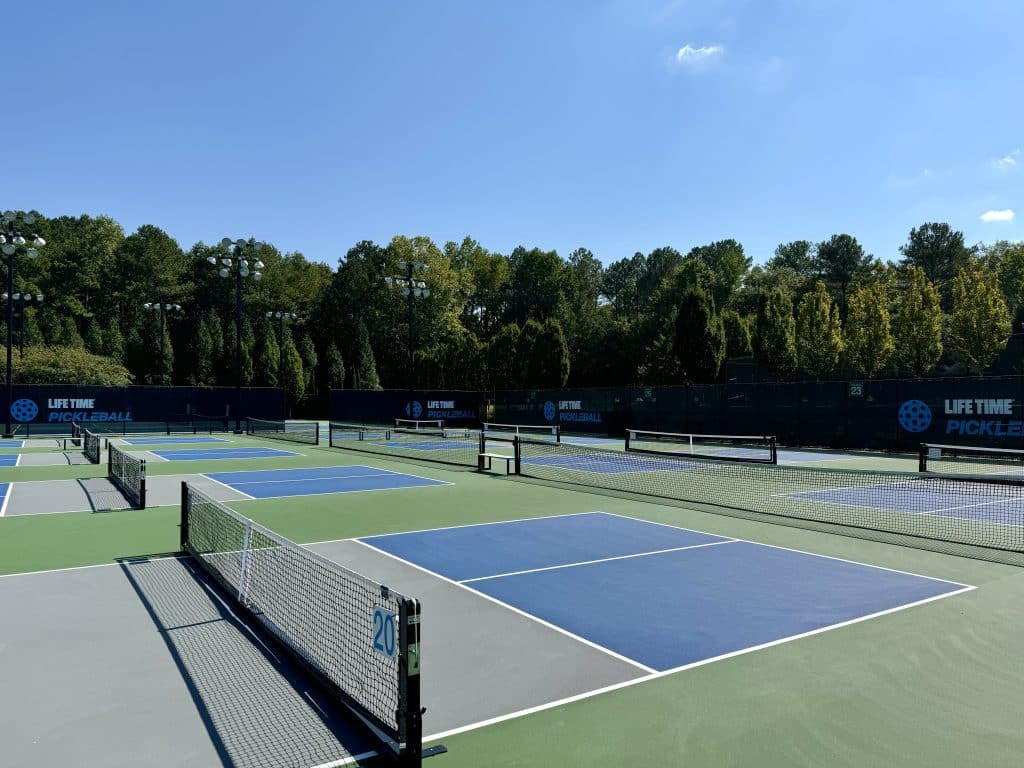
[4,212,1023,397]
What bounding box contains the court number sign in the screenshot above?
[372,606,398,659]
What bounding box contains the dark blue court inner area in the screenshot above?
[206,465,448,499]
[361,513,967,672]
[0,455,19,467]
[152,447,300,461]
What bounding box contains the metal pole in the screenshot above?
[235,264,243,433]
[407,261,415,392]
[19,306,25,356]
[159,306,166,386]
[5,229,14,439]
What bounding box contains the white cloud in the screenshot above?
[980,209,1015,222]
[675,44,725,66]
[994,149,1020,172]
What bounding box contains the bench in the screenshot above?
[478,452,515,475]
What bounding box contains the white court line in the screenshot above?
[14,453,21,467]
[0,553,188,579]
[220,482,453,503]
[460,539,738,584]
[212,469,408,486]
[597,511,974,587]
[356,510,602,541]
[781,487,1024,526]
[198,463,402,479]
[144,450,172,462]
[419,585,976,746]
[0,482,10,516]
[355,538,658,675]
[199,473,257,500]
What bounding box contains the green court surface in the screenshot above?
[2,433,1022,767]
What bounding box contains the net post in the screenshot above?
[477,430,486,471]
[513,436,521,475]
[139,459,147,509]
[769,436,778,465]
[555,424,561,443]
[398,597,423,766]
[624,430,631,452]
[106,441,111,473]
[179,481,190,552]
[315,422,320,445]
[918,443,927,473]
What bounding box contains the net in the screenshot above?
[626,429,777,464]
[179,483,429,762]
[108,442,147,508]
[246,417,320,445]
[483,422,560,442]
[394,419,444,431]
[329,422,481,468]
[83,428,101,464]
[71,422,81,439]
[514,438,1024,561]
[919,443,1024,476]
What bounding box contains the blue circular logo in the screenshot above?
[543,401,556,421]
[898,400,932,432]
[10,398,38,423]
[406,400,423,419]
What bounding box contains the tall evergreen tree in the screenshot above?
[84,317,104,354]
[845,282,894,377]
[280,338,305,405]
[253,320,280,387]
[796,281,843,378]
[486,323,522,389]
[352,322,380,390]
[104,323,125,363]
[893,266,943,377]
[899,222,974,309]
[721,310,752,357]
[325,342,346,389]
[948,264,1012,373]
[191,317,215,385]
[297,332,318,394]
[673,287,725,383]
[754,290,797,377]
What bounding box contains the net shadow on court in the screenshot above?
[117,555,380,768]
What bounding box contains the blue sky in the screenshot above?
[6,1,1022,266]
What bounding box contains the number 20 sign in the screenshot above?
[372,606,398,659]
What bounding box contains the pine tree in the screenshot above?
[297,332,318,394]
[526,318,571,387]
[845,282,894,377]
[721,310,752,357]
[796,281,843,378]
[352,322,380,390]
[486,323,522,389]
[191,317,215,385]
[280,337,305,404]
[22,309,44,349]
[325,342,346,389]
[104,323,125,363]
[673,287,725,383]
[253,320,280,387]
[57,317,84,349]
[948,264,1012,373]
[754,289,797,377]
[84,317,104,354]
[158,323,174,385]
[893,266,943,377]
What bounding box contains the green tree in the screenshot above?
[22,310,43,349]
[57,317,84,349]
[844,282,894,378]
[104,323,125,363]
[280,337,305,405]
[899,222,974,309]
[352,322,380,390]
[814,234,872,315]
[14,346,132,385]
[83,317,104,354]
[190,316,215,385]
[673,288,725,384]
[253,320,280,387]
[687,239,751,310]
[893,266,943,377]
[526,318,571,387]
[795,281,843,378]
[486,323,522,389]
[297,332,318,394]
[754,290,797,377]
[984,240,1024,323]
[948,264,1012,374]
[325,342,346,389]
[721,310,752,357]
[767,240,816,276]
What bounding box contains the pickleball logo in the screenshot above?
[898,400,932,432]
[405,400,423,419]
[543,401,556,421]
[10,398,38,422]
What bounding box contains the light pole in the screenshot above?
[385,261,430,397]
[208,238,264,432]
[1,212,45,438]
[143,301,182,385]
[2,293,44,354]
[265,310,297,378]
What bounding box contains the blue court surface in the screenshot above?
[385,438,478,452]
[360,512,969,672]
[0,440,25,449]
[790,481,1024,524]
[122,437,228,446]
[0,483,9,514]
[205,465,448,499]
[0,455,19,467]
[561,436,623,446]
[151,447,300,461]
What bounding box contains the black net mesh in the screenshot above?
[329,422,480,468]
[108,443,146,508]
[246,418,319,445]
[920,443,1024,476]
[180,484,419,755]
[515,438,1024,561]
[83,428,101,464]
[626,429,776,464]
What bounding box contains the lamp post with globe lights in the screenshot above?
[2,293,44,354]
[1,212,45,438]
[208,238,264,432]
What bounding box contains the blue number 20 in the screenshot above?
[372,607,397,658]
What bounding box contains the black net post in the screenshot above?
[919,443,928,473]
[399,597,423,766]
[513,436,521,475]
[179,481,190,551]
[769,436,778,465]
[624,429,631,452]
[138,458,147,509]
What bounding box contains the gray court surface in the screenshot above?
[17,450,95,466]
[0,541,643,767]
[3,474,250,516]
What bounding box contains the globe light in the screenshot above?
[219,268,229,278]
[252,271,262,281]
